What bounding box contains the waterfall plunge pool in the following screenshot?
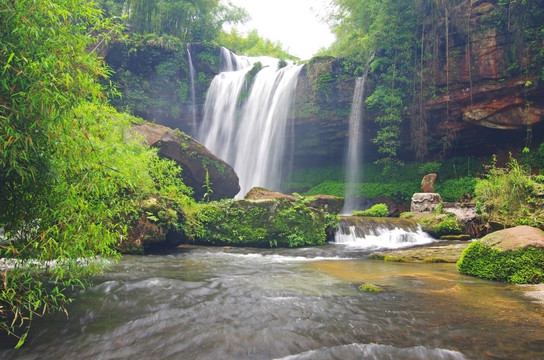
[1,244,543,359]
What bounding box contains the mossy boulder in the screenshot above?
[402,212,464,239]
[132,123,240,200]
[457,226,544,284]
[188,196,338,248]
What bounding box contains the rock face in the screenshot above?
[411,193,442,212]
[132,123,240,200]
[423,0,544,146]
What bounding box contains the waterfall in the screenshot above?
[341,55,374,215]
[198,48,303,197]
[334,216,434,249]
[186,44,197,135]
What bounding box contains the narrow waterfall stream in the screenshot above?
[342,56,373,215]
[186,44,197,134]
[197,48,303,197]
[342,76,368,214]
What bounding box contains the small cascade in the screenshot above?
[341,55,373,215]
[186,44,197,135]
[198,48,303,197]
[334,216,434,249]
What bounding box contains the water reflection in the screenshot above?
[1,245,543,359]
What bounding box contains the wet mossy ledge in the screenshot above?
[185,189,342,248]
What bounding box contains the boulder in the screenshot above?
[132,123,240,200]
[410,193,442,212]
[457,226,544,284]
[421,173,437,193]
[479,226,544,252]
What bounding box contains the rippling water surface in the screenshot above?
[1,244,543,359]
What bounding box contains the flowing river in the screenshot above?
[1,243,543,359]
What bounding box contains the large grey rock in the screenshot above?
[480,226,544,251]
[132,123,240,200]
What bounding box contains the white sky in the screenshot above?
[225,0,336,60]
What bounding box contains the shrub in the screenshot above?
[457,242,544,284]
[435,177,476,202]
[353,203,389,217]
[475,156,544,229]
[433,218,462,237]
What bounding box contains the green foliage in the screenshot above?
[457,242,544,284]
[418,162,440,176]
[1,100,197,344]
[0,0,128,344]
[217,29,294,59]
[114,0,248,43]
[304,180,419,203]
[521,142,544,171]
[435,177,476,202]
[433,218,462,237]
[475,156,544,228]
[353,203,389,217]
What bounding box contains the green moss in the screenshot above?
[188,197,337,248]
[457,242,544,284]
[359,284,385,292]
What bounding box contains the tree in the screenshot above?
[124,0,248,43]
[0,0,119,346]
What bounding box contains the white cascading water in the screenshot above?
[186,44,197,135]
[198,48,303,197]
[334,217,434,249]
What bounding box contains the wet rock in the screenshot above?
[132,123,240,200]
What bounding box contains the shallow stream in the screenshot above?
[1,244,543,359]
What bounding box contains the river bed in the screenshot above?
[1,244,543,359]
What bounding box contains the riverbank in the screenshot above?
[370,240,544,306]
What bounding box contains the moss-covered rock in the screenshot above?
[132,123,240,200]
[457,226,544,284]
[188,196,338,248]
